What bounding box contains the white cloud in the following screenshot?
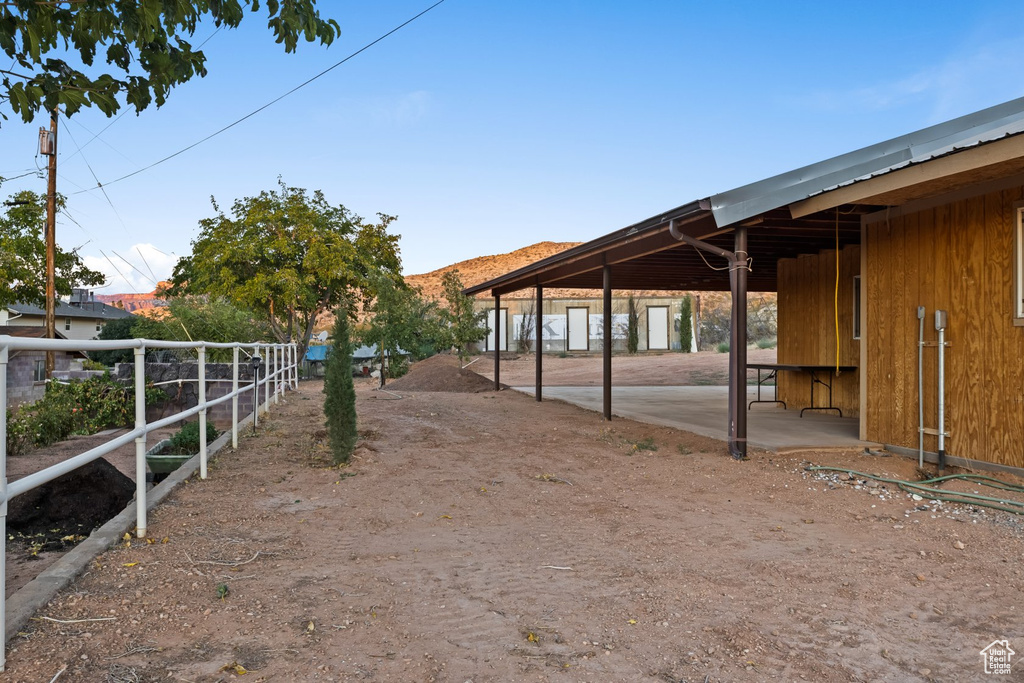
[797,36,1024,122]
[372,90,432,125]
[82,243,179,295]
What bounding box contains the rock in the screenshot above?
[866,480,878,489]
[954,540,965,550]
[916,573,927,582]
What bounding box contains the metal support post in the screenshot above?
[232,346,239,450]
[729,227,748,460]
[493,294,501,390]
[535,286,543,401]
[198,345,208,480]
[133,346,148,537]
[603,265,612,421]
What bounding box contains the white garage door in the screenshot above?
[647,306,669,350]
[486,308,508,351]
[567,307,589,351]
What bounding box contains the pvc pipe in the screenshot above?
[937,322,946,473]
[1,344,8,672]
[134,346,147,538]
[264,345,271,413]
[274,345,280,404]
[198,345,208,480]
[917,306,925,468]
[232,346,239,450]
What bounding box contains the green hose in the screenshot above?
[805,466,1024,516]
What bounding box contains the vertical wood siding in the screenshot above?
[864,186,1024,469]
[776,245,861,416]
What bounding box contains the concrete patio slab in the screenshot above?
[514,385,873,451]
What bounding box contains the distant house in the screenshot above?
[0,327,87,407]
[0,289,135,341]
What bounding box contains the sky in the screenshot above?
[3,0,1024,295]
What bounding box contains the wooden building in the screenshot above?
[467,97,1024,474]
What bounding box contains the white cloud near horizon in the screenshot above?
[795,34,1024,123]
[82,243,179,295]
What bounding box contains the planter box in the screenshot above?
[145,439,195,478]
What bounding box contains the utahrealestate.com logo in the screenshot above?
[980,639,1015,675]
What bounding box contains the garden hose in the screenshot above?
[805,466,1024,516]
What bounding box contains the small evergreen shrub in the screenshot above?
[167,421,219,455]
[717,342,730,353]
[324,310,358,465]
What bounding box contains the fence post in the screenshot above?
[1,343,9,671]
[198,345,208,480]
[273,345,280,404]
[232,345,239,450]
[293,343,298,388]
[134,345,148,538]
[264,344,271,414]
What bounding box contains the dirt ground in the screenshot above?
[473,348,779,387]
[3,358,1023,682]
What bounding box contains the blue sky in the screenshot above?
[2,0,1024,294]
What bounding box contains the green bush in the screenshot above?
[324,310,358,465]
[755,337,777,349]
[167,421,219,455]
[716,342,730,353]
[14,374,164,450]
[82,359,108,371]
[5,407,32,456]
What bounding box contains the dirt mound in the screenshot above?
[8,457,134,537]
[386,354,499,393]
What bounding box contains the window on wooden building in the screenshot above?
[33,359,45,382]
[852,275,861,340]
[64,317,72,331]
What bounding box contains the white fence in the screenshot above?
[0,336,298,671]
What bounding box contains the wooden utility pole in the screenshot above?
[44,109,58,376]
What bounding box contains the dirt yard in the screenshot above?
[473,348,779,387]
[3,356,1023,682]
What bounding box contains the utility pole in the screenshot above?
[42,109,58,376]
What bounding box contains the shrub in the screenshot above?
[167,421,219,455]
[755,337,777,349]
[324,309,358,465]
[716,342,730,353]
[81,359,108,371]
[678,295,693,353]
[5,407,32,456]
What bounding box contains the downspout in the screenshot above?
[669,218,749,459]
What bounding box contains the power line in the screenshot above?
[60,116,132,234]
[74,0,447,195]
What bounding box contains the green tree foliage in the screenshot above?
[359,273,445,385]
[167,180,401,359]
[678,295,693,353]
[0,190,104,308]
[323,309,357,465]
[131,296,271,360]
[440,269,488,363]
[626,294,641,354]
[1,1,340,123]
[89,316,137,366]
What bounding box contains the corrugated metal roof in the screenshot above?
[710,96,1024,227]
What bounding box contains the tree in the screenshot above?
[89,316,137,366]
[515,299,535,353]
[678,295,693,353]
[1,1,340,123]
[166,180,401,360]
[131,296,272,360]
[440,269,487,363]
[625,294,641,354]
[0,190,104,309]
[358,273,445,386]
[323,308,357,465]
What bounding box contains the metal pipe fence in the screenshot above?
[0,335,298,671]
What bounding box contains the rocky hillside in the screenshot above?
[94,284,169,317]
[406,241,684,300]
